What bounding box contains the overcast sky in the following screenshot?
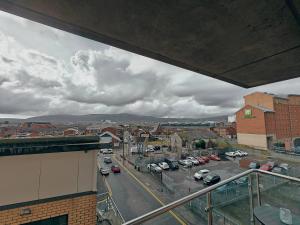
[0,11,300,119]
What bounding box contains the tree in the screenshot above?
[195,139,206,149]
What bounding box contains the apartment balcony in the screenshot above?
[114,169,300,225]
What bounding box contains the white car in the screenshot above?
[179,159,193,168]
[158,162,170,170]
[235,150,248,157]
[187,157,200,166]
[225,152,236,157]
[147,163,162,173]
[103,149,113,154]
[194,169,210,180]
[145,148,155,153]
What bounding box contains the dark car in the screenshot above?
[165,158,179,170]
[104,157,112,164]
[249,161,260,169]
[111,165,121,173]
[203,173,221,185]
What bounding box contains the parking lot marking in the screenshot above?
[114,156,187,225]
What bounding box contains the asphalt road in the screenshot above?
[97,154,184,225]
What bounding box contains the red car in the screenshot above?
[200,156,210,163]
[209,154,221,161]
[260,164,272,171]
[111,165,121,173]
[196,157,206,165]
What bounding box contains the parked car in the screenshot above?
[178,159,193,168]
[200,156,210,163]
[103,149,113,154]
[234,150,248,157]
[165,158,179,170]
[196,157,206,165]
[234,150,244,157]
[209,154,221,161]
[187,157,200,166]
[249,161,260,169]
[111,165,121,173]
[158,162,170,170]
[100,167,110,175]
[194,169,210,181]
[272,166,287,175]
[130,146,138,154]
[204,173,221,185]
[145,148,155,153]
[147,163,162,173]
[104,157,112,164]
[267,161,278,169]
[260,163,273,171]
[279,163,289,171]
[225,152,236,157]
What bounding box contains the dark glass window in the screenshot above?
[21,215,68,225]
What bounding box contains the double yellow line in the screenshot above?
[113,156,187,225]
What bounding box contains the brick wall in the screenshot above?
[236,106,266,134]
[0,194,96,225]
[244,92,274,110]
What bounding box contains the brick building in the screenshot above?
[212,123,237,139]
[236,92,300,150]
[0,136,99,225]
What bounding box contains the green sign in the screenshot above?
[244,109,252,118]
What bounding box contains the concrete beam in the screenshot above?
[0,0,300,87]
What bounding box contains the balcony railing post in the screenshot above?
[248,174,255,225]
[256,172,261,206]
[207,191,213,225]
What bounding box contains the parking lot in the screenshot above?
[127,153,245,198]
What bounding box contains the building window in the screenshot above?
[21,215,68,225]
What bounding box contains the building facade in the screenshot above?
[0,136,99,225]
[236,92,300,150]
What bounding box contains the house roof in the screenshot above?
[99,131,121,142]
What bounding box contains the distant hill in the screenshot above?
[0,113,228,124]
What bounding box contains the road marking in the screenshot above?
[104,176,113,197]
[113,156,187,225]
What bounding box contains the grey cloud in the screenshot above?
[0,88,50,114]
[15,69,62,89]
[66,50,164,106]
[27,51,58,65]
[0,77,9,86]
[1,56,14,64]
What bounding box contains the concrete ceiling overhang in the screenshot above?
[0,0,300,88]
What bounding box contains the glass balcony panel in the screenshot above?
[211,174,253,225]
[257,173,300,224]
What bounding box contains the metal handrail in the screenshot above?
[122,169,300,225]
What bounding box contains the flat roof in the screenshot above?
[0,136,100,157]
[0,1,299,87]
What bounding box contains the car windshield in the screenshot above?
[206,175,213,179]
